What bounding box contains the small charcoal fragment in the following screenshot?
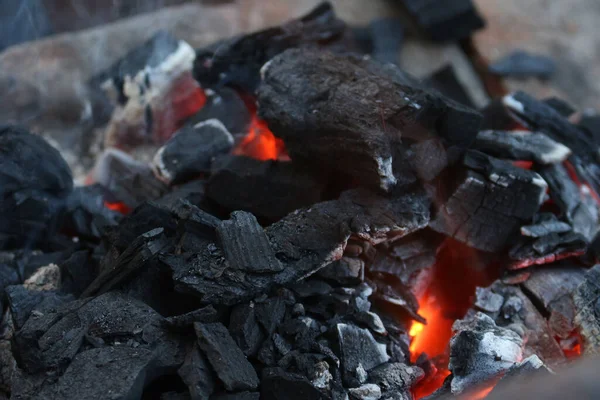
[348,384,382,400]
[337,323,390,386]
[399,0,485,42]
[490,51,556,79]
[152,119,234,185]
[261,367,326,400]
[449,313,523,394]
[508,231,587,270]
[474,287,504,314]
[187,87,251,135]
[229,303,265,357]
[538,164,581,220]
[178,343,216,400]
[474,130,571,164]
[520,213,572,238]
[194,322,259,391]
[368,363,424,393]
[255,296,286,336]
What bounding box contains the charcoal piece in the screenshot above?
[153,119,234,185]
[474,130,571,165]
[489,51,556,79]
[258,339,278,367]
[522,267,586,310]
[166,306,220,330]
[410,139,449,182]
[368,18,404,65]
[474,287,504,314]
[13,291,183,374]
[82,228,170,297]
[171,199,221,240]
[337,323,389,387]
[508,231,587,270]
[543,97,576,118]
[194,322,259,391]
[258,49,482,191]
[353,311,386,335]
[207,156,324,221]
[449,312,523,394]
[155,180,207,209]
[261,367,326,400]
[217,211,282,273]
[6,285,73,331]
[13,346,155,400]
[570,186,600,242]
[317,257,364,285]
[430,151,547,252]
[292,280,333,298]
[193,3,346,92]
[164,188,428,305]
[210,393,260,400]
[538,164,581,219]
[573,265,600,355]
[399,0,485,42]
[369,273,423,323]
[272,333,292,357]
[229,303,265,357]
[368,363,424,393]
[424,65,475,108]
[58,250,97,297]
[89,149,169,208]
[178,343,215,400]
[489,355,552,396]
[255,297,286,336]
[0,126,73,250]
[348,384,382,400]
[62,185,121,240]
[187,88,251,135]
[547,295,577,339]
[520,213,572,238]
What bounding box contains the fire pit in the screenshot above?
[1,2,600,400]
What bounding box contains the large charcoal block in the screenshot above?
[194,322,259,392]
[258,49,481,191]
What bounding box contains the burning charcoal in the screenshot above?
[152,119,234,185]
[474,287,504,314]
[449,312,523,394]
[520,213,572,238]
[337,323,390,386]
[348,384,382,400]
[62,185,121,240]
[489,51,556,79]
[166,305,220,330]
[424,65,475,108]
[82,228,170,297]
[211,393,260,400]
[89,149,168,208]
[398,0,485,42]
[187,88,251,136]
[368,18,404,65]
[473,130,571,165]
[178,343,216,400]
[207,156,324,221]
[93,32,202,149]
[430,151,547,252]
[261,367,325,400]
[12,347,155,400]
[573,265,600,355]
[217,211,282,273]
[508,231,587,270]
[194,322,259,391]
[523,267,586,311]
[164,188,428,305]
[0,126,73,250]
[258,49,482,191]
[193,3,346,93]
[368,363,424,394]
[537,164,581,220]
[229,303,265,357]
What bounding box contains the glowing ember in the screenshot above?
[104,201,131,215]
[409,296,453,361]
[512,160,533,169]
[232,115,288,161]
[461,383,496,400]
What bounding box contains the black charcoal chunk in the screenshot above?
[574,265,600,355]
[229,303,265,357]
[0,126,73,250]
[217,211,282,273]
[474,130,571,164]
[187,88,251,135]
[430,151,547,252]
[368,363,424,393]
[258,49,482,191]
[337,323,389,387]
[261,367,326,400]
[473,287,504,314]
[155,180,207,209]
[178,343,216,400]
[153,119,234,185]
[6,285,73,331]
[62,185,121,240]
[317,257,364,286]
[194,3,346,92]
[520,213,572,238]
[58,250,97,297]
[508,231,587,270]
[255,297,286,336]
[400,0,485,42]
[369,18,404,65]
[449,312,523,394]
[424,65,475,108]
[194,322,259,391]
[538,164,581,219]
[166,305,220,330]
[170,199,221,240]
[490,51,556,79]
[207,156,324,222]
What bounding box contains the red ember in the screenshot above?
[104,201,131,215]
[232,114,288,161]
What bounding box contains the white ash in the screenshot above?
[376,156,397,192]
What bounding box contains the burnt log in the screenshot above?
[193,3,347,93]
[258,48,482,191]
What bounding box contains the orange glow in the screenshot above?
[104,201,131,215]
[462,384,496,400]
[512,160,533,169]
[232,115,288,161]
[409,296,454,361]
